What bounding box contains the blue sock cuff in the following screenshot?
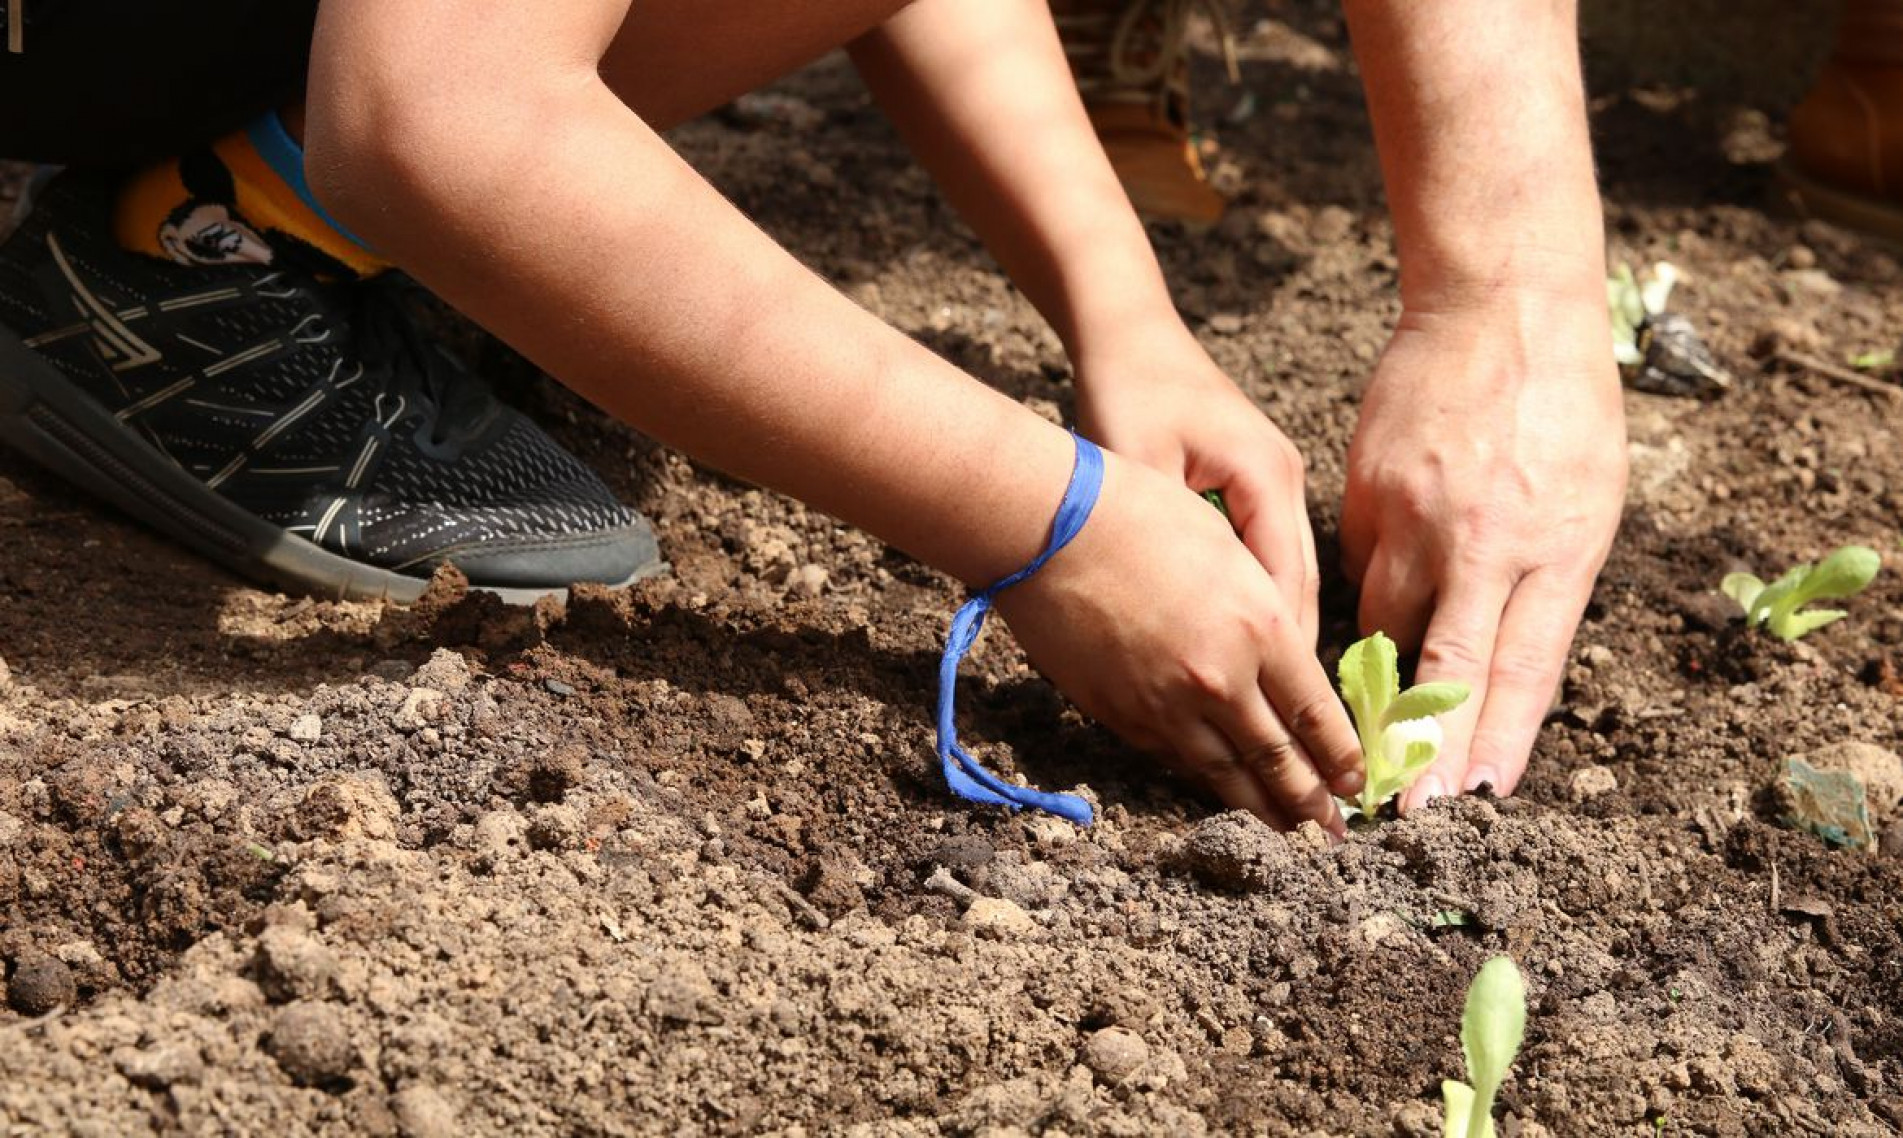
[244,111,376,253]
[933,432,1103,827]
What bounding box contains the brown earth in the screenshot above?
[3,3,1901,1135]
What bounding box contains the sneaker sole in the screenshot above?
[1777,159,1903,247]
[0,324,658,606]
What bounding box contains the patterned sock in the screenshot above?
[115,111,388,278]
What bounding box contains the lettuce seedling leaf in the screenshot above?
[1732,545,1882,641]
[1441,1081,1476,1138]
[1385,682,1471,728]
[1799,545,1881,602]
[1772,608,1847,641]
[1442,956,1526,1138]
[1340,634,1468,818]
[1638,262,1678,317]
[1720,572,1764,615]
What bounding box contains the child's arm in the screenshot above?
[304,0,1361,833]
[849,0,1323,646]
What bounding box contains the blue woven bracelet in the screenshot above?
[934,432,1102,826]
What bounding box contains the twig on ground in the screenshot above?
[1775,349,1903,402]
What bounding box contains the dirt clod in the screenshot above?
[1177,811,1307,892]
[265,1002,357,1088]
[962,896,1036,939]
[288,713,323,743]
[1083,1026,1150,1083]
[113,1043,205,1090]
[391,1085,458,1138]
[410,648,474,695]
[5,954,75,1016]
[254,926,338,1003]
[1568,765,1620,801]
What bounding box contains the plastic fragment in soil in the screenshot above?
[1778,757,1874,850]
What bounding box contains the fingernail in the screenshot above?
[1464,765,1501,795]
[1332,769,1366,797]
[1413,776,1448,808]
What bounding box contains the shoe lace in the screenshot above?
[1060,0,1240,116]
[345,274,492,451]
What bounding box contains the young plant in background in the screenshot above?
[1442,956,1527,1138]
[1607,260,1731,397]
[1722,544,1880,642]
[1338,632,1469,820]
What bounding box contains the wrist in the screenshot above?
[1067,310,1203,388]
[1392,198,1609,316]
[1044,252,1182,360]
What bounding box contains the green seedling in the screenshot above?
[1721,544,1880,642]
[1338,632,1469,820]
[1608,260,1678,367]
[1442,956,1527,1138]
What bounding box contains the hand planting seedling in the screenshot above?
[1608,260,1730,397]
[1721,544,1880,642]
[1337,632,1469,820]
[1442,956,1527,1138]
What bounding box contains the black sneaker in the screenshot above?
[0,170,664,603]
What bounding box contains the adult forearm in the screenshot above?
[1342,0,1607,307]
[848,0,1180,356]
[309,78,1074,589]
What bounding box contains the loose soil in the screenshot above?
[3,4,1900,1135]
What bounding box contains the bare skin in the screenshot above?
[303,0,1363,833]
[1339,0,1627,809]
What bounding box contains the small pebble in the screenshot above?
[393,688,446,730]
[6,954,75,1016]
[288,714,323,743]
[1569,766,1619,802]
[114,1042,204,1089]
[786,564,829,600]
[1083,1026,1150,1082]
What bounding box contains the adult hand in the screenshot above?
[1073,321,1322,646]
[1340,290,1626,811]
[995,447,1362,836]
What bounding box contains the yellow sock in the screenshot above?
[115,113,388,279]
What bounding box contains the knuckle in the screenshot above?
[1239,733,1303,783]
[1282,693,1333,739]
[1177,658,1238,704]
[1420,636,1488,676]
[1273,441,1306,482]
[1238,604,1286,644]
